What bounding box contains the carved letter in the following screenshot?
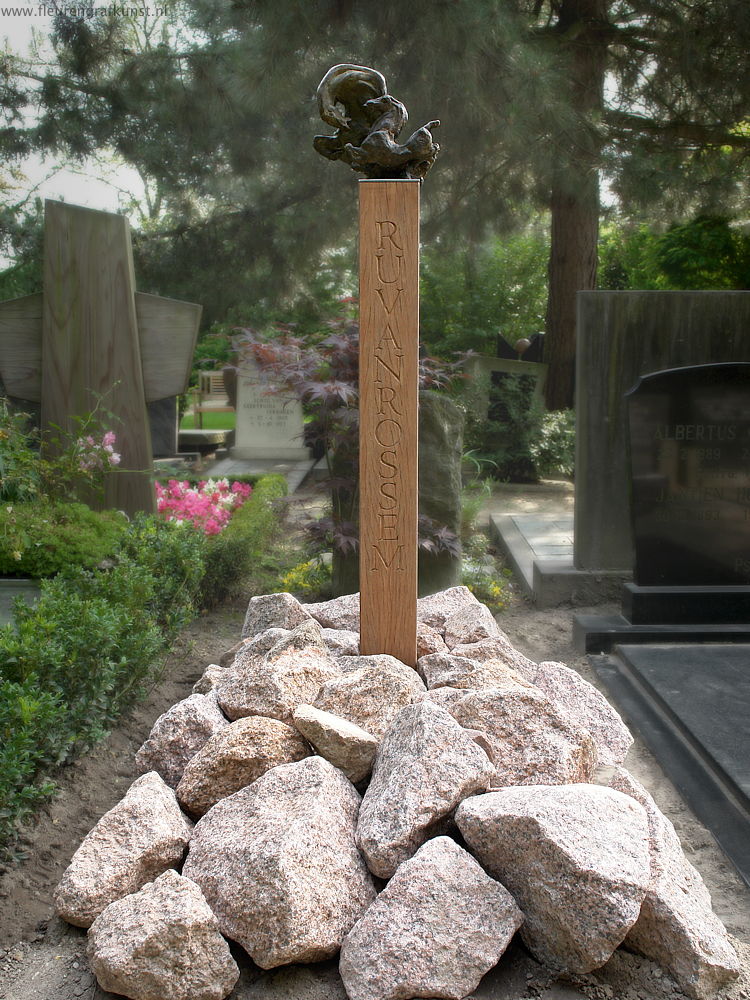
[377,512,398,539]
[376,385,401,416]
[376,286,403,314]
[379,481,397,509]
[379,450,398,477]
[371,543,405,571]
[375,249,404,285]
[375,419,402,448]
[376,220,403,251]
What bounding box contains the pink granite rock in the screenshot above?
[314,660,425,738]
[449,636,538,681]
[218,619,339,723]
[336,653,421,681]
[608,767,739,998]
[418,651,532,691]
[87,870,239,1000]
[416,585,482,631]
[54,772,192,928]
[417,623,448,658]
[218,637,250,668]
[176,715,311,816]
[218,628,291,669]
[443,602,502,647]
[426,684,597,786]
[183,756,376,969]
[241,592,312,638]
[533,660,633,765]
[322,627,360,656]
[192,663,226,695]
[339,836,523,1000]
[304,592,360,630]
[456,784,651,974]
[134,693,229,789]
[292,704,378,784]
[356,702,494,878]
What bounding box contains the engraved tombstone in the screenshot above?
[231,353,311,461]
[624,362,750,623]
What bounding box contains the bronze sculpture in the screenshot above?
[313,64,440,180]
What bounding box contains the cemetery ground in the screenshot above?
[0,481,749,1000]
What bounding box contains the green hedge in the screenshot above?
[0,474,286,855]
[0,502,127,577]
[200,474,287,606]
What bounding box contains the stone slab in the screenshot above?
[622,583,750,625]
[575,290,750,573]
[490,513,626,607]
[573,613,750,654]
[592,643,750,887]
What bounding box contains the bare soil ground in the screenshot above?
[0,480,748,1000]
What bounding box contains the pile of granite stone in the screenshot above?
[53,586,739,1000]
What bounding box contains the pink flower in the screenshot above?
[108,452,121,466]
[102,431,117,447]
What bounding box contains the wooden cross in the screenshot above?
[359,180,420,667]
[0,200,201,516]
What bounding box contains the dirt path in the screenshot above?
[1,483,749,999]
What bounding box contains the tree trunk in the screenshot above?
[543,0,608,411]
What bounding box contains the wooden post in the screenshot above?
[359,179,419,667]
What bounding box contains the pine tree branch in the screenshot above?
[604,109,750,149]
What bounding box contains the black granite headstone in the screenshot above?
[627,363,750,587]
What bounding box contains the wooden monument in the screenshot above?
[0,200,201,516]
[314,63,441,666]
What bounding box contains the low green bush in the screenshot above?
[0,474,288,857]
[0,501,127,577]
[529,409,576,479]
[199,474,288,606]
[118,515,207,637]
[0,679,68,848]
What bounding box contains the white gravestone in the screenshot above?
[231,356,311,461]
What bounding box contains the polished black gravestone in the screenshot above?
[575,363,750,652]
[593,643,750,887]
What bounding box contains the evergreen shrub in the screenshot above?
[0,501,127,577]
[0,473,288,856]
[199,474,287,606]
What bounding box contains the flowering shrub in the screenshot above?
[77,430,121,472]
[0,397,122,503]
[155,478,252,535]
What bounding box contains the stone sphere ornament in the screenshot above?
[313,63,441,180]
[515,338,532,355]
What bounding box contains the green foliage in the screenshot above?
[0,679,67,848]
[529,410,576,479]
[199,475,288,607]
[656,216,750,289]
[0,508,208,856]
[461,534,514,615]
[0,501,127,577]
[0,395,123,505]
[0,403,41,503]
[279,557,332,602]
[598,223,664,290]
[0,468,289,854]
[420,228,549,358]
[599,216,750,291]
[465,374,544,483]
[118,514,206,637]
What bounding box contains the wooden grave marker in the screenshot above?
[359,179,420,667]
[0,200,201,515]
